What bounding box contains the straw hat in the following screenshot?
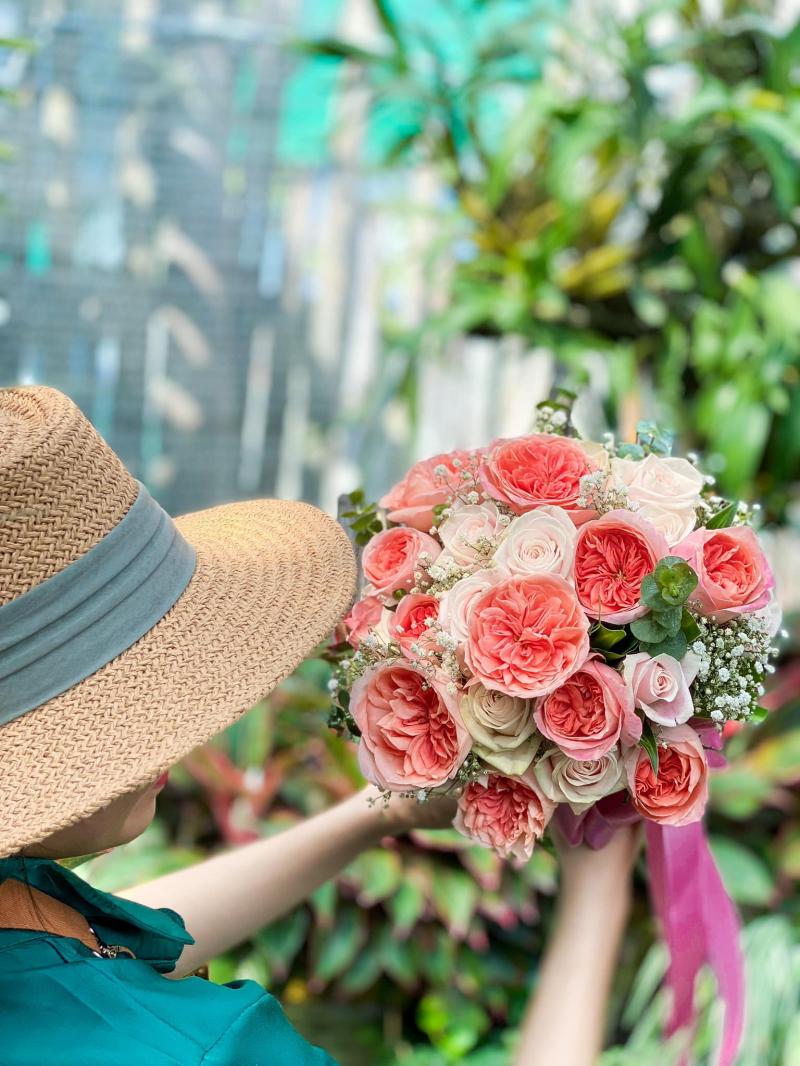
[0,387,357,857]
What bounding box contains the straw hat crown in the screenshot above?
[0,385,356,856]
[1,388,138,605]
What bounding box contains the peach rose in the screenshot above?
[439,568,503,645]
[458,683,540,775]
[387,593,440,657]
[478,434,598,522]
[465,574,591,698]
[673,525,775,622]
[454,771,554,860]
[624,724,708,827]
[493,505,577,581]
[380,450,478,532]
[342,595,384,650]
[534,656,641,760]
[362,527,441,602]
[438,502,503,567]
[622,651,701,727]
[351,661,471,790]
[534,746,625,813]
[574,509,669,624]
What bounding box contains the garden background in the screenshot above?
[1,1,799,1062]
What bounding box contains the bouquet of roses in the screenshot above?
[329,394,781,1063]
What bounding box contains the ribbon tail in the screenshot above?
[645,822,745,1066]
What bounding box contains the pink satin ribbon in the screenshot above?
[557,793,745,1065]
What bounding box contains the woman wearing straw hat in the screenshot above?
[0,386,637,1065]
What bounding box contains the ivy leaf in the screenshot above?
[630,615,671,643]
[706,501,738,529]
[640,721,659,775]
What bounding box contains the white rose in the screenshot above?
[578,439,611,471]
[754,594,783,640]
[438,502,503,567]
[635,502,698,546]
[622,651,700,727]
[534,747,625,813]
[493,505,577,581]
[458,683,540,775]
[612,453,704,511]
[439,568,503,644]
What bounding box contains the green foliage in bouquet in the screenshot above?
[300,0,800,519]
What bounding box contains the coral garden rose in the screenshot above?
[342,594,384,650]
[623,651,701,727]
[534,656,641,760]
[493,505,578,581]
[454,771,554,860]
[439,568,503,645]
[458,683,540,775]
[351,661,471,790]
[673,525,775,622]
[387,593,441,656]
[534,746,625,813]
[574,509,670,624]
[465,574,591,699]
[380,450,478,532]
[361,527,441,602]
[624,724,708,827]
[478,434,598,522]
[438,501,503,567]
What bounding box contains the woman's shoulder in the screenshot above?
[0,939,335,1065]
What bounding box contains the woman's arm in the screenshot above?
[121,787,454,979]
[513,827,639,1066]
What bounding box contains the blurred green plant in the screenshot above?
[301,0,800,519]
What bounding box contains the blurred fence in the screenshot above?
[0,0,555,518]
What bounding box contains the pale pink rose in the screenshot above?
[387,593,440,657]
[673,525,775,622]
[612,454,705,511]
[465,574,591,698]
[478,434,598,523]
[534,746,625,813]
[623,651,701,727]
[534,656,641,760]
[361,527,441,602]
[458,683,540,775]
[351,661,471,790]
[342,595,384,650]
[574,509,670,624]
[439,568,504,645]
[624,724,708,827]
[493,505,577,581]
[635,503,698,547]
[454,771,554,860]
[438,502,503,567]
[380,450,479,532]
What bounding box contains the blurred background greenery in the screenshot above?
[2,0,799,1062]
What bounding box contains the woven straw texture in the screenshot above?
[0,387,357,857]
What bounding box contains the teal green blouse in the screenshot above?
[0,858,336,1065]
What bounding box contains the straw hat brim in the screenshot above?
[0,498,356,857]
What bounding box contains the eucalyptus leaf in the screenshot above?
[630,616,670,643]
[644,630,689,660]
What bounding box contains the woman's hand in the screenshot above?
[555,823,640,917]
[358,784,459,836]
